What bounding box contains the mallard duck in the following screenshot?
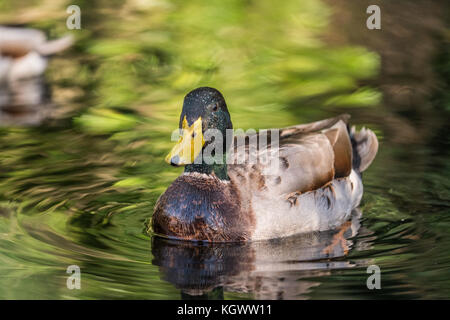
[151,87,378,242]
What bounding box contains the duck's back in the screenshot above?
[227,114,378,240]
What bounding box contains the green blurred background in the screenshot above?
[0,0,449,299]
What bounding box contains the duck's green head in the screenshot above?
[165,87,233,175]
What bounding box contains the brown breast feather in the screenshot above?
[152,174,255,242]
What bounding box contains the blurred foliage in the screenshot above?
[1,0,381,134]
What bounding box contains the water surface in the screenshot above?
[0,0,449,299]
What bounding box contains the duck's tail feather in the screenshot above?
[350,126,379,172]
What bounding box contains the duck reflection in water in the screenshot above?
[0,26,72,125]
[152,209,370,299]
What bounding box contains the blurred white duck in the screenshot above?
[0,26,73,82]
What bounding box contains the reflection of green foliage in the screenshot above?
[67,0,380,133]
[74,108,139,134]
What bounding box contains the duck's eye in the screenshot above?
[192,132,196,138]
[212,103,219,112]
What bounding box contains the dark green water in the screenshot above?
[0,0,449,299]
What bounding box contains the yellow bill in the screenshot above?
[165,116,205,166]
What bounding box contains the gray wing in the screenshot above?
[228,115,353,196]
